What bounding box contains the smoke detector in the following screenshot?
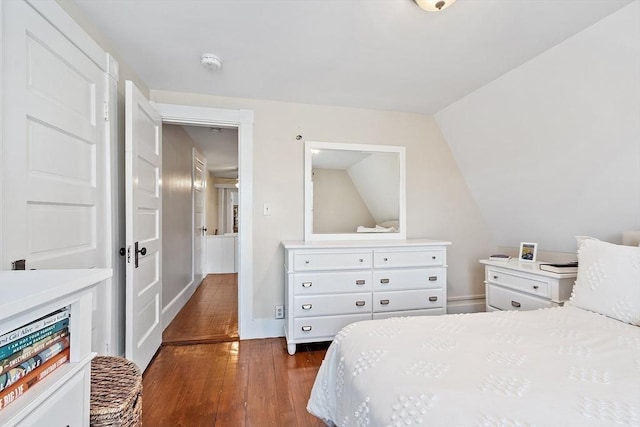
[201,53,222,70]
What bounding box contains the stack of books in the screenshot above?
[539,262,578,274]
[0,307,71,411]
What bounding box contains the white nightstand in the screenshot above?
[480,259,577,312]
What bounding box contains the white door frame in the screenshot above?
[152,103,254,339]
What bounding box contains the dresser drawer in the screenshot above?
[373,289,444,312]
[294,251,372,271]
[293,271,372,295]
[374,249,444,268]
[372,307,444,320]
[373,267,445,291]
[293,314,371,340]
[293,293,371,317]
[487,284,553,311]
[486,267,550,298]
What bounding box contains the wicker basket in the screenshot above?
[90,356,143,427]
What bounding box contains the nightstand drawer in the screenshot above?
[293,271,372,295]
[293,314,371,340]
[293,293,371,317]
[373,268,445,290]
[294,251,371,271]
[487,284,552,311]
[374,249,444,268]
[486,267,549,298]
[373,289,444,312]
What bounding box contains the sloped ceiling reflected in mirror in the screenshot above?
[305,141,405,241]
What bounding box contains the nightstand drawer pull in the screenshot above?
[511,300,521,308]
[533,285,539,290]
[356,279,366,285]
[301,326,312,332]
[380,278,390,284]
[429,296,438,302]
[493,275,499,280]
[428,276,438,281]
[301,304,312,310]
[359,258,364,262]
[380,299,390,305]
[355,300,366,307]
[305,260,310,264]
[383,257,389,261]
[301,282,312,288]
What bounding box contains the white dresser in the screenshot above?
[282,239,450,355]
[0,269,111,427]
[480,259,576,312]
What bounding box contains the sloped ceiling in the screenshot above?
[73,0,632,114]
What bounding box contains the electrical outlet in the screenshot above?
[275,305,284,319]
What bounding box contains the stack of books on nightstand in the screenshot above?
[0,307,71,411]
[539,262,578,274]
[489,254,511,261]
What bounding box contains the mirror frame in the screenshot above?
[304,140,406,241]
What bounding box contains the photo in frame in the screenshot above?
[519,242,538,262]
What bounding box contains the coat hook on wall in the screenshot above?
[296,135,303,140]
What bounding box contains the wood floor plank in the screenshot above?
[143,272,330,426]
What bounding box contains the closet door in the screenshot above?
[1,0,107,270]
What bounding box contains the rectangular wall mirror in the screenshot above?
[304,141,406,241]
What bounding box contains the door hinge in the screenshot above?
[127,246,131,264]
[103,102,110,122]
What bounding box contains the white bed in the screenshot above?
[307,237,640,426]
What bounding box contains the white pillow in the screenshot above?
[568,236,640,325]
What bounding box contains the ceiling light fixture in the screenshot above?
[414,0,457,12]
[201,53,222,70]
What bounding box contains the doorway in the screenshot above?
[153,103,254,340]
[161,123,240,343]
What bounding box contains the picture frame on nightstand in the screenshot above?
[519,242,537,262]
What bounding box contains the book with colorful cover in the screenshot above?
[0,329,69,375]
[0,335,70,392]
[0,319,69,360]
[0,307,69,347]
[0,348,70,411]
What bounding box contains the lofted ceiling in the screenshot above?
[73,0,631,115]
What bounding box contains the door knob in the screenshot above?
[134,242,147,268]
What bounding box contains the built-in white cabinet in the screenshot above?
[0,269,111,426]
[282,240,450,355]
[206,234,237,273]
[480,259,576,312]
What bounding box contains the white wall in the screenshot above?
[161,125,200,315]
[151,90,496,316]
[436,1,640,256]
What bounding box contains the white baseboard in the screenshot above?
[241,318,285,340]
[162,279,197,329]
[447,295,486,314]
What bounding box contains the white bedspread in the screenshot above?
[307,306,640,427]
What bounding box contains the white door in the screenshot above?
[125,81,162,372]
[193,150,207,285]
[1,0,107,270]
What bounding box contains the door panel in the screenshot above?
[2,0,106,270]
[193,150,206,285]
[125,80,163,372]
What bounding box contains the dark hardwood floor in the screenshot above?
[143,274,329,426]
[163,274,239,345]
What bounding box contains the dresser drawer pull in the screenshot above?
[383,257,389,261]
[428,276,438,281]
[356,279,366,286]
[301,326,312,332]
[380,299,390,305]
[359,258,364,263]
[432,255,437,260]
[302,304,312,310]
[429,296,438,302]
[533,285,539,290]
[511,300,521,308]
[301,282,312,288]
[380,278,390,284]
[355,300,366,307]
[305,260,310,264]
[493,275,499,280]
